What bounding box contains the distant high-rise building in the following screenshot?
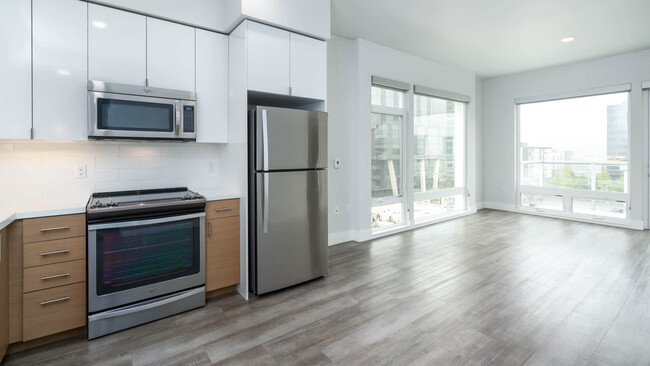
[606,102,628,182]
[607,103,627,159]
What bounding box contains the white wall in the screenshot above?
[87,0,330,39]
[0,141,236,203]
[327,36,479,244]
[86,0,224,31]
[483,49,650,228]
[240,0,330,39]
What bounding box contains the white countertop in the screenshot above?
[191,187,241,202]
[0,188,240,231]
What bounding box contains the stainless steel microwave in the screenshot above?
[88,80,197,141]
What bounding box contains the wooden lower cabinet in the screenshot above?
[23,282,86,341]
[206,210,240,292]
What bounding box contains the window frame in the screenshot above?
[411,93,469,224]
[370,79,472,235]
[515,86,632,224]
[370,85,409,231]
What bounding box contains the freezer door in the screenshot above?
[255,106,327,171]
[255,170,328,294]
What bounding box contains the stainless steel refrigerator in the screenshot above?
[248,106,328,295]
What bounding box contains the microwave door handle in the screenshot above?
[175,101,181,136]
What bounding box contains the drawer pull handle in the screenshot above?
[40,273,70,280]
[40,297,70,305]
[215,208,233,212]
[40,249,70,256]
[40,226,70,232]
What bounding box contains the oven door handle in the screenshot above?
[88,287,205,322]
[88,212,205,231]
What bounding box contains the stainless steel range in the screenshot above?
[86,187,206,339]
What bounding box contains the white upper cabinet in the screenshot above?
[88,4,146,85]
[32,0,88,141]
[247,21,326,101]
[0,0,31,140]
[147,18,195,91]
[196,30,229,143]
[247,22,290,95]
[290,33,326,100]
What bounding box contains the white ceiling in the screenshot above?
[331,0,650,78]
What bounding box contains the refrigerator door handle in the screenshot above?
[263,173,269,233]
[262,109,269,171]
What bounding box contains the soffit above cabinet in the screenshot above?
[84,0,331,40]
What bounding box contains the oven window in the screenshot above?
[97,98,174,132]
[96,218,200,296]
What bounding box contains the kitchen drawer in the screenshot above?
[23,259,86,293]
[23,282,86,341]
[23,214,85,244]
[206,199,240,220]
[23,236,86,268]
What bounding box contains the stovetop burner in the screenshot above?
[87,187,206,222]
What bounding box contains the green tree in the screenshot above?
[595,166,611,191]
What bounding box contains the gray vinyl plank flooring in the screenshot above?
[5,209,650,365]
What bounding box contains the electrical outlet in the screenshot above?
[74,164,87,178]
[334,158,341,169]
[334,206,340,215]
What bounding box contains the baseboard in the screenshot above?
[328,230,356,246]
[484,201,644,231]
[476,202,486,210]
[484,201,517,212]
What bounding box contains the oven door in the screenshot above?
[88,213,205,313]
[88,91,182,140]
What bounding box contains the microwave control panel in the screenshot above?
[183,105,195,133]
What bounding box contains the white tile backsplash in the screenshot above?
[0,141,223,202]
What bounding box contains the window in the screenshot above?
[370,78,471,233]
[371,85,407,230]
[517,89,630,221]
[412,94,466,222]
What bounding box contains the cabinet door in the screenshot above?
[147,18,195,91]
[247,22,290,95]
[206,216,240,292]
[290,33,327,100]
[32,0,87,141]
[0,0,31,140]
[196,30,229,143]
[88,4,146,85]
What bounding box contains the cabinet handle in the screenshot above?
[40,297,70,305]
[40,226,70,232]
[40,249,70,256]
[41,273,70,281]
[209,222,212,239]
[215,208,233,212]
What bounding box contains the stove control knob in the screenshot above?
[106,200,115,207]
[183,193,191,200]
[193,193,202,199]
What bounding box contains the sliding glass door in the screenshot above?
[370,79,469,234]
[412,94,466,222]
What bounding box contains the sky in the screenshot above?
[520,92,628,161]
